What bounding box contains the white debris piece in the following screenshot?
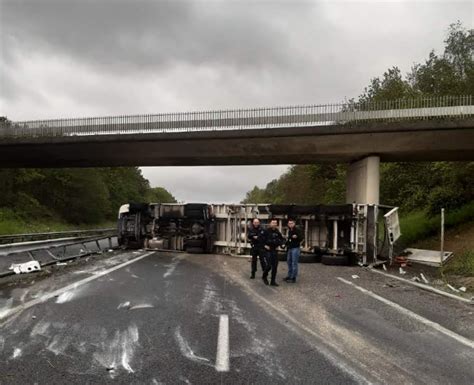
[56,262,67,266]
[420,273,429,284]
[459,287,467,292]
[9,261,41,274]
[447,284,460,293]
[411,276,421,282]
[399,267,406,275]
[382,264,387,271]
[351,275,360,279]
[108,249,114,252]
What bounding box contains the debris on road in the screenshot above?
[56,262,67,266]
[447,284,460,293]
[411,276,421,282]
[382,264,387,271]
[459,287,467,292]
[404,248,453,267]
[9,261,41,274]
[351,275,360,279]
[420,273,429,284]
[399,267,407,275]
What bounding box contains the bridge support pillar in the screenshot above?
[346,156,380,204]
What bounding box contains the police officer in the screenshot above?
[262,218,285,287]
[247,218,267,279]
[284,219,303,283]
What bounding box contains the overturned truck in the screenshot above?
[117,203,400,266]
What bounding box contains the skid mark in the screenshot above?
[174,326,211,366]
[129,304,154,310]
[93,324,140,377]
[163,256,183,278]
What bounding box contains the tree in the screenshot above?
[146,187,177,203]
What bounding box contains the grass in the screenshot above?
[442,250,474,277]
[398,201,474,247]
[0,208,115,235]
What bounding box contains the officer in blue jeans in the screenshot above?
[284,219,302,283]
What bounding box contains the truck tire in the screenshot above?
[321,254,349,266]
[186,247,205,254]
[299,253,319,263]
[185,239,204,248]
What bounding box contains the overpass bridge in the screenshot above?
[1,96,473,204]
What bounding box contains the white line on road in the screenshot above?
[337,277,474,349]
[215,314,230,372]
[0,251,156,321]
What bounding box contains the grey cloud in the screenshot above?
[141,165,289,203]
[2,0,313,74]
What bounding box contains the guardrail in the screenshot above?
[0,234,118,278]
[1,95,472,138]
[0,228,116,245]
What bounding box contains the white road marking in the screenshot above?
[337,277,474,349]
[0,251,156,321]
[215,314,230,372]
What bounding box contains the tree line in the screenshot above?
[243,22,474,215]
[0,167,176,224]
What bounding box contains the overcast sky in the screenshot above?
[1,0,472,202]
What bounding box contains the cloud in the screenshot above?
[141,165,290,203]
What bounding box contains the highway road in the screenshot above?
[0,250,473,384]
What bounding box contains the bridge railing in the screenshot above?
[1,95,473,138]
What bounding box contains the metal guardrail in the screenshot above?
[0,228,116,245]
[1,96,473,138]
[0,235,118,278]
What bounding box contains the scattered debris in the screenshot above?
[404,248,453,267]
[117,301,131,309]
[108,249,114,252]
[9,261,41,274]
[399,267,406,275]
[447,284,460,293]
[32,315,36,319]
[420,273,429,284]
[411,277,421,282]
[459,287,467,293]
[351,275,360,279]
[56,262,67,266]
[382,264,387,271]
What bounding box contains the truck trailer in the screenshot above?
[117,203,400,266]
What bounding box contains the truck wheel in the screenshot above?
[185,239,203,248]
[321,254,349,266]
[299,253,319,263]
[186,247,205,254]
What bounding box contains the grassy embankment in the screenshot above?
[0,208,115,235]
[399,201,474,278]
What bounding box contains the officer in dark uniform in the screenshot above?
[262,218,286,286]
[247,218,267,279]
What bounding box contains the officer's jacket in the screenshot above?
[263,228,285,250]
[247,225,265,247]
[287,227,303,249]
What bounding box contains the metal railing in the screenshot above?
[1,96,473,138]
[0,228,116,245]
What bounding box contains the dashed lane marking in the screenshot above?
[215,314,230,372]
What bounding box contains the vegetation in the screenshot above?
[0,167,176,232]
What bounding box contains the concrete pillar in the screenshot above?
[346,156,380,204]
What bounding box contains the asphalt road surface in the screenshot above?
[0,250,473,384]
